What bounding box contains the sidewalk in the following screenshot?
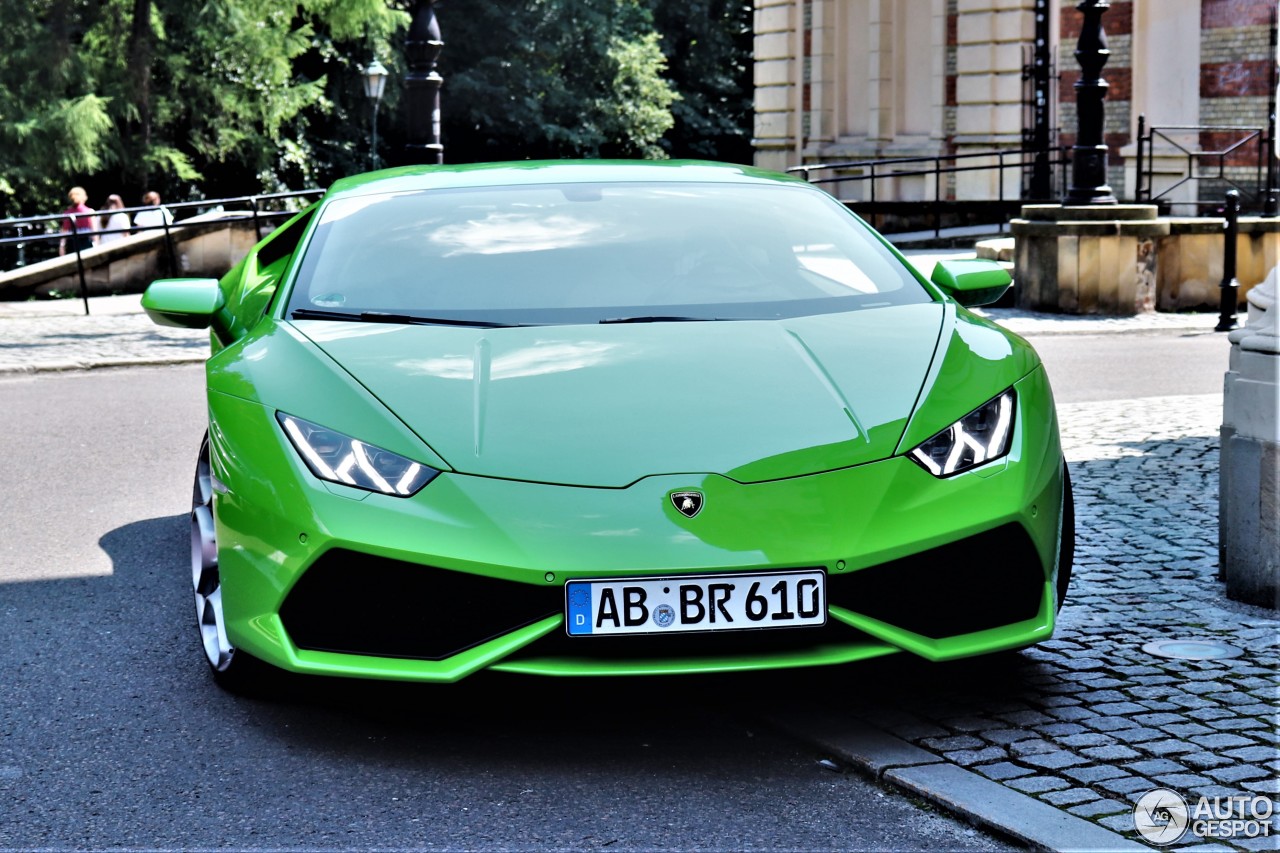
[0,261,1224,374]
[0,294,208,374]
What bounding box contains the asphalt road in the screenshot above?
[1024,327,1230,404]
[0,365,1009,851]
[0,329,1226,850]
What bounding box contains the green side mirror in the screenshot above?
[142,278,228,333]
[930,259,1012,308]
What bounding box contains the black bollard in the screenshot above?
[1215,190,1241,332]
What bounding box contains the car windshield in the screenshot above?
[286,181,931,325]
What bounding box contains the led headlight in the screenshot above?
[277,413,439,496]
[909,390,1015,477]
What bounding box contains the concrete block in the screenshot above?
[753,4,790,34]
[991,73,1023,104]
[992,43,1024,73]
[993,9,1032,43]
[754,59,792,87]
[956,44,993,74]
[1058,235,1079,313]
[955,105,995,136]
[955,75,993,105]
[755,85,792,113]
[753,111,792,141]
[1226,355,1280,441]
[956,14,992,45]
[884,763,1149,851]
[1159,233,1217,310]
[1095,236,1120,314]
[754,32,792,62]
[770,711,943,777]
[989,103,1022,135]
[1078,236,1100,313]
[1221,433,1280,608]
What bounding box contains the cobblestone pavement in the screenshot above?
[0,295,205,373]
[814,394,1280,852]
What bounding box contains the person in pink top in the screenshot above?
[59,186,98,255]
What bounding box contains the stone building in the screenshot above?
[754,0,1278,209]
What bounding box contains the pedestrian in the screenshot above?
[133,190,174,231]
[99,194,131,245]
[58,186,98,256]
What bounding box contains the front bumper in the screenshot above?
[207,367,1065,682]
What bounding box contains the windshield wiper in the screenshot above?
[599,315,722,325]
[291,308,524,328]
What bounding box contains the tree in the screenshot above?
[0,0,114,215]
[437,0,677,162]
[648,0,753,163]
[0,0,407,214]
[0,0,753,217]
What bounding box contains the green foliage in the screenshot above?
[0,0,116,212]
[440,0,677,161]
[0,0,753,216]
[608,31,677,159]
[649,0,753,163]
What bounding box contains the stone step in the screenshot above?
[975,237,1015,263]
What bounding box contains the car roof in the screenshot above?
[324,159,811,200]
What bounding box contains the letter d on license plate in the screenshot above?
[565,570,825,636]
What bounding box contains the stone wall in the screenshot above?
[0,214,262,300]
[1012,204,1280,314]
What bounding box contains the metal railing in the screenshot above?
[1134,116,1278,215]
[789,147,1072,238]
[0,189,323,314]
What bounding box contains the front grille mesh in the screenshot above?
[828,523,1045,638]
[280,549,560,660]
[281,524,1045,664]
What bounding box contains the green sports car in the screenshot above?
[143,160,1073,691]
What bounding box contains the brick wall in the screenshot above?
[1196,0,1275,203]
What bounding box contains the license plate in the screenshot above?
[565,570,826,636]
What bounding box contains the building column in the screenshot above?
[954,0,1037,199]
[753,0,799,172]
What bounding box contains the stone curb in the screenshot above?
[769,710,1149,852]
[0,354,206,376]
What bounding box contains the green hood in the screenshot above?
[293,303,946,487]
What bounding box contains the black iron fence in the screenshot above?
[0,190,322,313]
[1134,116,1279,216]
[789,147,1072,238]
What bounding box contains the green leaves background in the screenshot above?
[0,0,751,216]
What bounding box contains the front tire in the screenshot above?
[191,432,269,694]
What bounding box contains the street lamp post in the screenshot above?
[363,58,389,170]
[1063,0,1118,205]
[404,0,444,164]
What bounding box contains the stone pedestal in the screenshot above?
[1220,268,1280,609]
[1011,204,1168,314]
[1012,206,1280,314]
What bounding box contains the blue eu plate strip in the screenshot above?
[566,582,592,635]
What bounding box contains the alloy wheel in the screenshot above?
[191,434,235,671]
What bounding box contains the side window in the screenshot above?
[257,205,317,271]
[228,205,318,331]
